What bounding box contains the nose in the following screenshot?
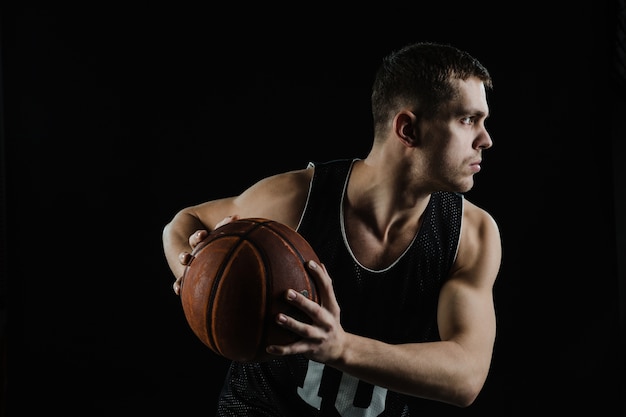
[475,127,493,150]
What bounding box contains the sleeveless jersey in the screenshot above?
[216,158,464,416]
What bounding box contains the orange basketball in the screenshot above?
[179,218,320,362]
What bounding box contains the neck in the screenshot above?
[345,159,431,243]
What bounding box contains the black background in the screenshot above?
[1,2,625,416]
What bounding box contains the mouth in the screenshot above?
[469,160,482,173]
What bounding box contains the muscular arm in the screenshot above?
[164,166,502,407]
[162,168,314,280]
[269,201,502,407]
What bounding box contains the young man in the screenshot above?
[163,41,502,416]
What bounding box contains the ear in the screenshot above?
[394,111,419,147]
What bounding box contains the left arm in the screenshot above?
[267,202,502,408]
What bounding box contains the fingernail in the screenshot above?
[309,260,317,269]
[286,290,297,300]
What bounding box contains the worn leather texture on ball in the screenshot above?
[180,218,320,362]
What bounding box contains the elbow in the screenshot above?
[162,221,172,240]
[453,389,480,409]
[447,373,487,408]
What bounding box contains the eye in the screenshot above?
[460,116,474,125]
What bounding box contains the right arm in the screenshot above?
[162,167,314,290]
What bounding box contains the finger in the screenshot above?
[283,288,325,323]
[307,260,340,316]
[173,277,182,295]
[189,230,208,248]
[178,252,193,265]
[266,341,307,357]
[265,316,315,357]
[276,309,317,338]
[215,215,238,229]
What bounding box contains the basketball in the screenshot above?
[179,217,320,362]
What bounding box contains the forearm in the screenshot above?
[331,334,488,408]
[162,211,207,279]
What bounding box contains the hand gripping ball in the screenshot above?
[179,218,320,362]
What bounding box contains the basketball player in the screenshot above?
[162,41,502,415]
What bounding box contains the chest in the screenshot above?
[344,219,420,271]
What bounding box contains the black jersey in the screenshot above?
[216,159,464,416]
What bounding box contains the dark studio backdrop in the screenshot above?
[1,2,625,416]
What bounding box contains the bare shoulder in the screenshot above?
[250,166,314,192]
[462,199,501,240]
[453,198,502,286]
[234,166,315,228]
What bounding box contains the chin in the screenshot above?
[457,180,475,193]
[440,177,474,194]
